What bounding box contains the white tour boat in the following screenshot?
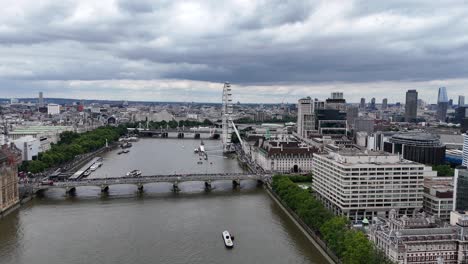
[222,230,234,248]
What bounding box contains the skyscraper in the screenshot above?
[297,97,314,138]
[459,95,466,107]
[437,87,448,121]
[382,98,388,110]
[370,98,376,110]
[360,98,366,109]
[38,91,44,107]
[405,90,418,122]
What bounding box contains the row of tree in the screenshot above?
[271,176,393,264]
[126,119,214,130]
[432,164,455,176]
[20,126,127,173]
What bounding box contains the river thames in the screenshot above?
[0,138,328,264]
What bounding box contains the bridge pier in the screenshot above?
[195,133,200,139]
[65,186,76,195]
[204,180,212,191]
[101,185,109,193]
[172,181,180,193]
[137,183,144,192]
[232,179,240,189]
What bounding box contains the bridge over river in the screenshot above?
[33,173,271,194]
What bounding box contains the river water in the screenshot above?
[0,138,328,264]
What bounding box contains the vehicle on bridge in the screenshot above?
[126,170,142,177]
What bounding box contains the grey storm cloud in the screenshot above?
[0,0,467,102]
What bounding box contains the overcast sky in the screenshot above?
[1,0,467,104]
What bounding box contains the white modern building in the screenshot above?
[47,103,60,115]
[13,136,40,161]
[463,134,467,166]
[312,149,437,221]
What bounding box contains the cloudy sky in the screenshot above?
[1,0,467,104]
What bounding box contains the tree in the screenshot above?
[342,231,373,264]
[320,217,349,257]
[432,165,454,176]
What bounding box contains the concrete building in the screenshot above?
[437,87,449,121]
[13,136,40,161]
[252,137,319,173]
[346,106,359,129]
[0,144,21,217]
[384,132,446,165]
[354,118,375,134]
[369,210,468,264]
[47,103,60,115]
[422,177,453,222]
[312,149,436,221]
[405,90,418,122]
[325,92,346,111]
[297,97,314,138]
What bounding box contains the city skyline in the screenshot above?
[1,1,468,103]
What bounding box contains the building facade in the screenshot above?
[47,103,60,115]
[312,150,436,221]
[463,134,468,167]
[0,144,21,216]
[384,132,446,165]
[453,167,468,212]
[252,138,318,173]
[297,97,314,138]
[369,210,468,264]
[422,177,453,222]
[405,90,418,122]
[437,87,449,122]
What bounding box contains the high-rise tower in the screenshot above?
[437,87,449,121]
[405,90,418,122]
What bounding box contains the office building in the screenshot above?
[47,103,60,115]
[384,132,446,165]
[459,95,465,107]
[422,177,453,222]
[405,90,418,122]
[314,109,347,137]
[382,98,388,110]
[297,97,314,138]
[38,91,44,107]
[325,92,346,111]
[252,138,319,173]
[331,92,343,100]
[346,106,359,129]
[453,167,468,212]
[369,210,468,264]
[312,149,436,221]
[0,144,21,217]
[437,87,449,121]
[463,134,468,166]
[360,98,366,109]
